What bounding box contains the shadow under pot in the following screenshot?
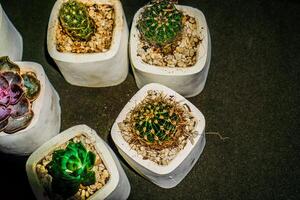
[111,83,206,188]
[0,4,23,61]
[129,0,211,97]
[0,56,61,155]
[26,124,131,200]
[47,0,129,87]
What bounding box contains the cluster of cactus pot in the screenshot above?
[46,141,96,198]
[0,56,40,134]
[137,0,183,51]
[59,0,95,41]
[122,91,194,150]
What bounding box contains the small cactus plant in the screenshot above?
[121,91,194,150]
[137,0,183,48]
[59,0,95,41]
[46,141,96,198]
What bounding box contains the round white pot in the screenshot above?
[0,61,61,155]
[111,83,206,188]
[0,4,23,61]
[26,125,131,200]
[47,0,129,87]
[129,5,211,98]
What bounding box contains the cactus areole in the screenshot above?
[46,141,96,198]
[59,0,95,41]
[0,56,41,134]
[137,0,183,48]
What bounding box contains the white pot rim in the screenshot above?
[0,4,3,28]
[47,0,124,63]
[0,61,46,137]
[130,5,208,76]
[26,125,119,200]
[111,83,206,175]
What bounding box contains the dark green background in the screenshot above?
[0,0,299,199]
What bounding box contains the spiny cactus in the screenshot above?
[137,0,183,48]
[46,141,96,198]
[59,0,95,41]
[123,91,193,150]
[0,56,40,134]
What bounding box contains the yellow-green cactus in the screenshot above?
[59,0,95,41]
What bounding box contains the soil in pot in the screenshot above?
[136,0,205,68]
[56,0,115,53]
[36,134,110,200]
[118,90,198,165]
[0,56,41,134]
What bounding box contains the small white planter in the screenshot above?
[47,0,129,87]
[130,5,211,98]
[0,61,61,155]
[0,4,23,61]
[26,125,130,200]
[111,83,206,188]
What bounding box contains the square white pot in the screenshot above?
[47,0,129,87]
[26,125,130,200]
[130,5,211,98]
[0,61,61,155]
[0,4,23,61]
[111,83,206,188]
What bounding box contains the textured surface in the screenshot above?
[0,0,299,199]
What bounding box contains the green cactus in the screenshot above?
[46,141,96,198]
[137,0,183,48]
[128,92,188,149]
[59,0,95,41]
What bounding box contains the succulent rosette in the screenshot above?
[0,56,41,134]
[46,141,96,198]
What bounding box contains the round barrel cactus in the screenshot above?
[46,141,96,198]
[124,91,191,150]
[137,0,183,47]
[59,0,95,41]
[0,56,40,134]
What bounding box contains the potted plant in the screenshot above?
[0,4,23,61]
[111,83,206,188]
[0,56,61,155]
[129,0,211,97]
[26,125,131,200]
[47,0,129,87]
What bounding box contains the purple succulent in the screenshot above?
[0,56,41,134]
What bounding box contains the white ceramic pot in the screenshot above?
[130,5,211,98]
[111,83,206,188]
[26,125,131,200]
[0,61,61,155]
[47,0,129,87]
[0,4,23,61]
